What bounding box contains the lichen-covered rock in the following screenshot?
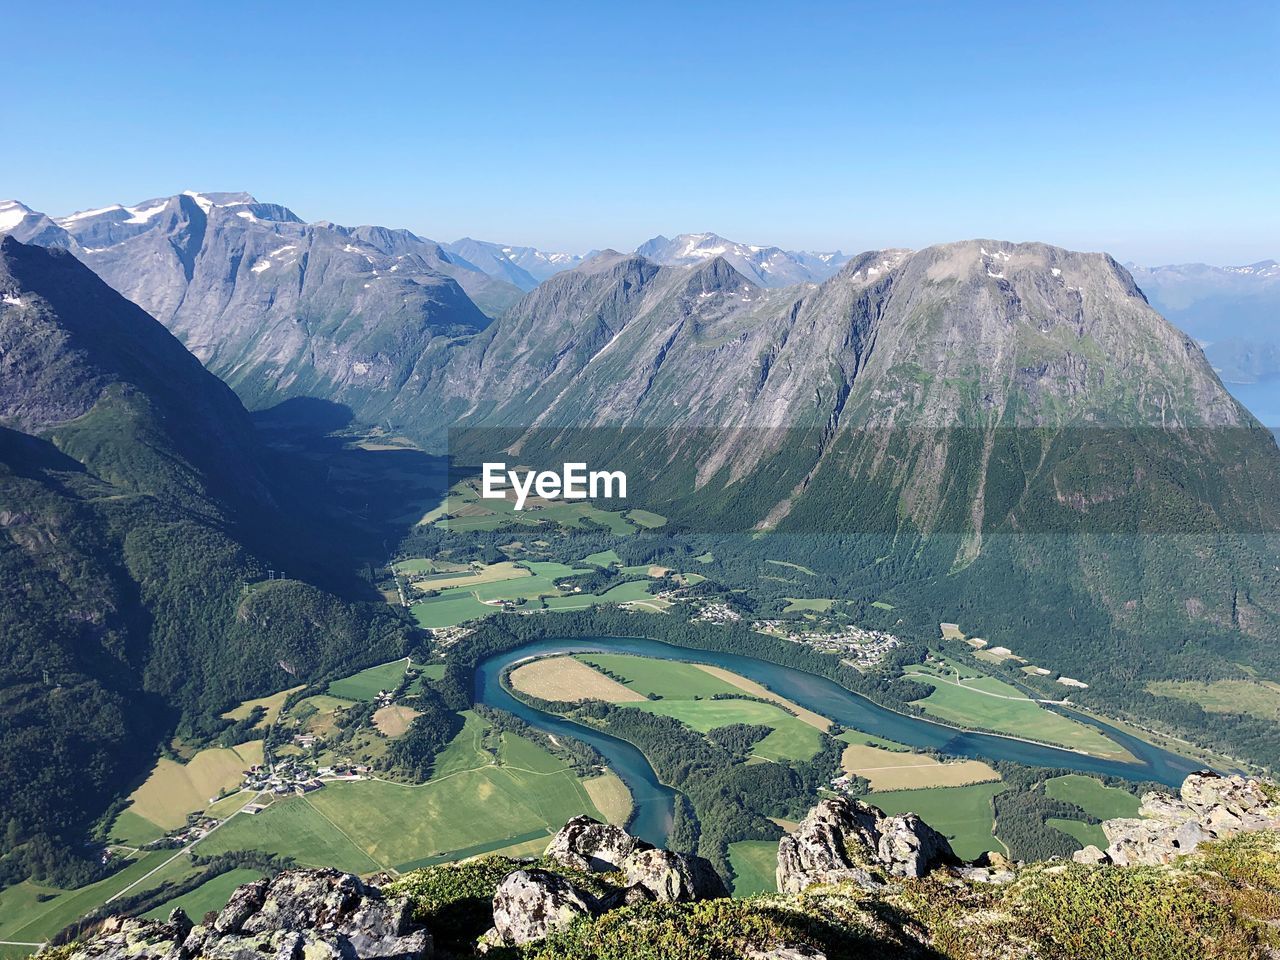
[1092,772,1280,867]
[746,945,828,960]
[1071,844,1108,865]
[489,868,595,945]
[877,812,957,878]
[544,815,650,872]
[213,878,268,933]
[59,913,192,960]
[1182,772,1280,831]
[619,848,727,902]
[777,796,956,893]
[59,871,431,960]
[238,869,364,934]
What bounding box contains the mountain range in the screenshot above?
[634,232,850,286]
[3,191,1279,722]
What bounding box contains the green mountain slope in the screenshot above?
[0,238,413,887]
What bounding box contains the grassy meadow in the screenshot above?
[728,840,780,896]
[905,661,1131,760]
[196,715,605,873]
[863,782,1005,860]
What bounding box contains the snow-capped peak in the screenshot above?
[0,200,37,232]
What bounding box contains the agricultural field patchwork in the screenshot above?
[220,685,305,728]
[327,658,418,701]
[402,554,679,628]
[575,653,825,761]
[118,742,263,834]
[196,722,606,873]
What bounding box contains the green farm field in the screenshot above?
[576,653,824,761]
[1145,678,1280,721]
[328,658,415,701]
[864,782,1005,861]
[0,850,195,945]
[1044,774,1141,821]
[574,653,739,699]
[1047,817,1106,849]
[728,840,779,896]
[143,868,266,921]
[782,597,835,613]
[197,721,604,873]
[905,663,1131,761]
[632,698,822,761]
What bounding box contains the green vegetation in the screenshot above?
[781,598,835,613]
[727,840,778,897]
[633,699,821,761]
[502,831,1280,960]
[198,720,605,873]
[1146,678,1280,721]
[142,868,265,921]
[862,782,1004,860]
[575,654,739,699]
[1047,817,1105,848]
[0,850,179,944]
[1044,774,1142,821]
[906,661,1130,760]
[626,509,668,529]
[327,658,414,701]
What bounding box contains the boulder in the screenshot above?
[747,946,828,960]
[489,868,594,945]
[619,848,727,902]
[1092,773,1280,867]
[777,796,955,893]
[1071,844,1108,865]
[213,878,268,933]
[238,869,364,934]
[1103,814,1209,866]
[877,813,957,878]
[338,896,432,960]
[544,815,650,872]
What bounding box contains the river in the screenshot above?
[474,635,1204,847]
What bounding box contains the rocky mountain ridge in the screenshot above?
[0,192,514,419]
[48,771,1280,959]
[635,232,851,287]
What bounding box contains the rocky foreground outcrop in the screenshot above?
[49,773,1280,960]
[57,869,430,960]
[776,794,959,893]
[480,816,726,946]
[1072,771,1280,867]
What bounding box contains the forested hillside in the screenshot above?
[0,238,414,887]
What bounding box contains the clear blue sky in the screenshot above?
[4,1,1276,263]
